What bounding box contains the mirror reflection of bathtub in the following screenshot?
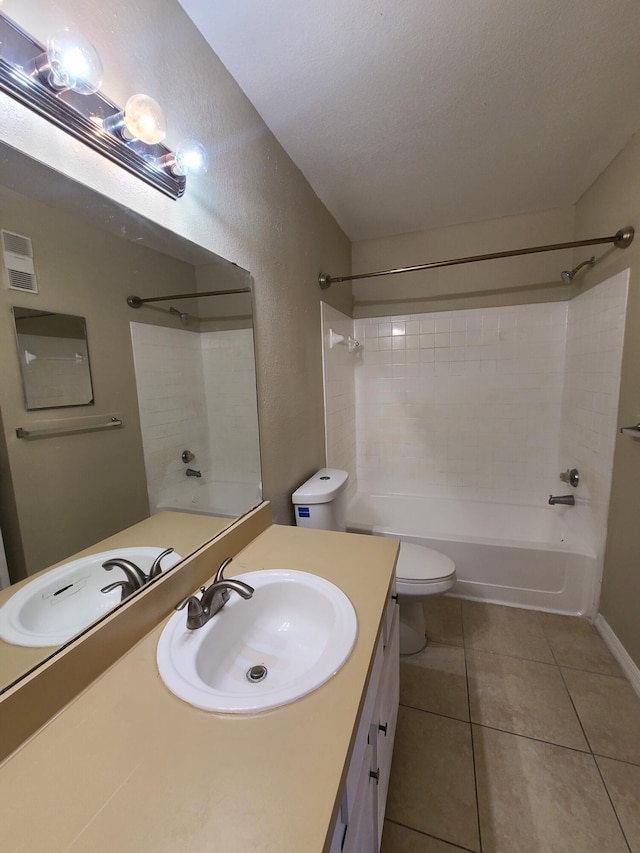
[155,482,263,519]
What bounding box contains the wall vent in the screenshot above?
[1,230,38,294]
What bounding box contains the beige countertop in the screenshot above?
[0,524,398,852]
[0,511,231,693]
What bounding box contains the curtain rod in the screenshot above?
[127,287,251,308]
[318,227,634,289]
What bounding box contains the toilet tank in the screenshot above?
[292,468,348,531]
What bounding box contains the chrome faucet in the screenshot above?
[186,468,202,478]
[147,547,175,580]
[548,494,575,506]
[100,548,175,600]
[175,556,254,630]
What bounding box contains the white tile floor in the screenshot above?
[381,598,640,853]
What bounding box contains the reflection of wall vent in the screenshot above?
[1,230,38,294]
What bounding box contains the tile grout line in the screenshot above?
[591,755,633,853]
[385,817,479,852]
[592,752,640,770]
[465,641,629,678]
[538,613,599,756]
[537,614,628,680]
[462,602,484,853]
[414,602,638,852]
[398,699,467,725]
[469,720,596,756]
[548,618,639,853]
[539,611,633,852]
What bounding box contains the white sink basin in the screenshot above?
[156,569,357,713]
[0,547,182,647]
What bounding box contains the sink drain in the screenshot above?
[246,664,268,683]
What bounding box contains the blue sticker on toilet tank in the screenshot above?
[297,507,310,518]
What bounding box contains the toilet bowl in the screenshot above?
[291,469,456,655]
[395,541,456,655]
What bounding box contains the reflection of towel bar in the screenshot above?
[24,349,85,364]
[16,417,122,439]
[620,424,640,438]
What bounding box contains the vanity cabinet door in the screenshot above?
[329,593,400,853]
[374,602,399,847]
[343,636,383,825]
[342,740,377,853]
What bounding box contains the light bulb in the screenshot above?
[173,139,209,176]
[43,27,103,95]
[122,94,166,145]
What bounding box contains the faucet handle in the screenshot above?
[175,594,207,630]
[102,558,147,590]
[176,594,202,611]
[148,547,174,580]
[101,580,137,601]
[559,468,580,487]
[214,556,233,583]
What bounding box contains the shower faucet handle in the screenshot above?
[181,450,195,463]
[559,468,579,488]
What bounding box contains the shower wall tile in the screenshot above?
[130,324,261,515]
[201,329,261,487]
[354,303,568,504]
[558,271,628,555]
[321,303,358,502]
[130,322,211,512]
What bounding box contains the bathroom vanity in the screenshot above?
[0,515,399,851]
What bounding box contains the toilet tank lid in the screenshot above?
[291,468,349,504]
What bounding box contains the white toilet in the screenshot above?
[292,469,456,655]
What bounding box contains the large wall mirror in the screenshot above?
[0,142,262,695]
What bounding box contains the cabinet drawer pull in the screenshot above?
[378,722,388,736]
[369,768,380,784]
[391,594,398,602]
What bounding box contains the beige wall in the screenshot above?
[573,132,640,668]
[0,0,352,527]
[352,207,575,317]
[0,185,203,579]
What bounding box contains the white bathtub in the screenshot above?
[347,493,600,616]
[153,480,262,519]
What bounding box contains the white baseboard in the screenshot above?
[595,613,640,698]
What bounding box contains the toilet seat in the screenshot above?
[396,541,456,585]
[395,542,457,653]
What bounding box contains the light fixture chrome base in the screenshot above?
[0,12,185,200]
[614,228,634,249]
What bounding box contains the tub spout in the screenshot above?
[548,494,575,506]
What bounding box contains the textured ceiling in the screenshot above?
[178,0,640,241]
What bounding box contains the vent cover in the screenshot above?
[1,230,38,294]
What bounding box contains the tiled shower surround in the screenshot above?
[559,270,629,554]
[322,273,627,515]
[130,323,260,515]
[321,303,358,503]
[355,302,568,503]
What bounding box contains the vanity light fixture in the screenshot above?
[0,11,192,199]
[102,93,167,145]
[33,27,104,95]
[166,138,209,177]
